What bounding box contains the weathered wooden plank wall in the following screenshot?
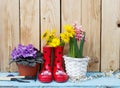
[82,0,101,71]
[20,0,40,49]
[0,0,120,72]
[0,0,19,72]
[101,0,120,71]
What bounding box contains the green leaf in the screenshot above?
[79,32,85,58]
[68,37,79,58]
[73,37,79,58]
[69,37,74,57]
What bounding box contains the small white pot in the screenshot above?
[63,55,89,81]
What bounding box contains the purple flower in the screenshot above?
[11,47,22,60]
[11,44,37,60]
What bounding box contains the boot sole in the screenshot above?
[54,76,68,83]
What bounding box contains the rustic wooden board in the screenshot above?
[61,0,82,25]
[0,0,120,72]
[20,0,39,49]
[82,0,101,71]
[101,0,120,71]
[40,0,60,51]
[0,0,19,72]
[61,0,82,55]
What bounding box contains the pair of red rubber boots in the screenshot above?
[38,46,68,83]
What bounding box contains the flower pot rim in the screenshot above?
[63,55,90,61]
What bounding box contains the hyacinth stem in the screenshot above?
[69,32,85,58]
[79,32,85,58]
[69,37,79,58]
[74,38,79,58]
[69,38,75,57]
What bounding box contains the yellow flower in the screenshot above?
[42,29,50,39]
[47,29,56,40]
[43,29,56,43]
[60,32,70,43]
[63,24,75,37]
[51,29,56,35]
[49,38,60,47]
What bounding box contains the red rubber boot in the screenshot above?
[38,46,52,83]
[53,46,68,82]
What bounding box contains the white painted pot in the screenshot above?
[63,55,89,80]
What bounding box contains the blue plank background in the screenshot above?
[0,72,120,88]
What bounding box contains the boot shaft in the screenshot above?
[54,46,64,66]
[43,46,52,63]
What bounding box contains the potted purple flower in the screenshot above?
[10,44,43,76]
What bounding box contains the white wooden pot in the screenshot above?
[63,55,89,81]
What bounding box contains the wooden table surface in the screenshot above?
[0,72,120,88]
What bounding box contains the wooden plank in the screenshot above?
[82,0,101,71]
[61,0,82,27]
[20,0,39,49]
[0,0,3,71]
[61,0,82,54]
[101,0,120,71]
[0,0,19,72]
[41,0,60,51]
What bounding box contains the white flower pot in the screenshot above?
[63,55,89,80]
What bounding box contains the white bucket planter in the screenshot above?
[63,55,89,81]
